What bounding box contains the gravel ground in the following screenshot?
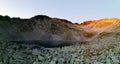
[0,41,120,64]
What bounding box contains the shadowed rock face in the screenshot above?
[0,15,84,46]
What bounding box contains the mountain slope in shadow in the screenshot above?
[0,15,84,47]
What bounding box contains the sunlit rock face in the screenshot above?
[79,18,120,32]
[77,18,120,41]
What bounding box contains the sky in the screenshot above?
[0,0,120,23]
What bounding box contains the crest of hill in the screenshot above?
[80,18,120,26]
[78,18,120,31]
[30,15,74,24]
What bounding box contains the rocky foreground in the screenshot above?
[0,41,119,64]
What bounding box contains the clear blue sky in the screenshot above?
[0,0,120,23]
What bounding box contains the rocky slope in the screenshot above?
[0,15,82,41]
[0,15,120,64]
[1,15,120,46]
[0,15,84,46]
[77,18,120,41]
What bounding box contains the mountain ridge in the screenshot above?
[0,15,120,46]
